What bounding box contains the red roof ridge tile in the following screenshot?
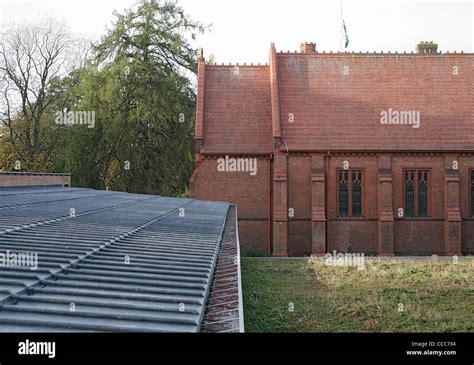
[205,63,269,68]
[276,51,473,57]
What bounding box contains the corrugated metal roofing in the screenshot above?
[0,186,234,332]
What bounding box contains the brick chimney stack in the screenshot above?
[300,42,316,53]
[416,41,438,54]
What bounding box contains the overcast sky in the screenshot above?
[0,0,472,64]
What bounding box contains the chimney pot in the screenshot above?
[416,41,438,54]
[300,42,316,53]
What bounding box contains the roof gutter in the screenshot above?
[234,204,245,332]
[198,202,230,333]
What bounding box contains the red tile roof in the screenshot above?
[279,53,473,151]
[196,47,473,154]
[200,65,273,154]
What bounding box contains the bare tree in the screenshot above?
[0,18,77,163]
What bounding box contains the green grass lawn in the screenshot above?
[241,257,473,332]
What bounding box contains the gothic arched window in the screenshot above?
[471,170,474,217]
[352,170,363,216]
[418,171,429,217]
[404,170,415,217]
[338,170,349,217]
[404,169,430,217]
[337,169,363,217]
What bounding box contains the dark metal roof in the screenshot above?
[0,186,241,332]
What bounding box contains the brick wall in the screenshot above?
[460,155,474,254]
[288,221,311,256]
[462,222,474,254]
[0,172,71,187]
[190,155,271,254]
[394,220,445,255]
[328,220,378,254]
[192,152,474,256]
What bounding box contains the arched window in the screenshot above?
[418,171,429,217]
[404,169,430,217]
[338,170,349,217]
[352,170,362,216]
[404,170,415,217]
[471,170,474,217]
[338,169,363,217]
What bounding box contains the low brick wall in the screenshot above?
[0,172,71,187]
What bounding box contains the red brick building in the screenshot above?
[190,42,474,256]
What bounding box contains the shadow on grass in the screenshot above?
[241,258,473,332]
